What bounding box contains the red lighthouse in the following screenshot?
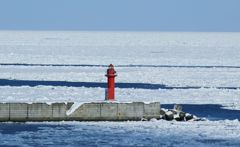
[105,64,117,101]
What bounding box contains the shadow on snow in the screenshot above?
[0,79,239,90]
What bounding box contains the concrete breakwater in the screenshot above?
[0,102,160,122]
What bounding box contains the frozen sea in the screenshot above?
[0,31,240,146]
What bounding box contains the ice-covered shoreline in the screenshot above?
[0,31,239,146]
[0,31,239,108]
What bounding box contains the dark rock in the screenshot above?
[179,112,186,119]
[185,113,194,121]
[174,113,181,121]
[172,112,185,121]
[160,106,203,121]
[160,108,167,119]
[165,111,174,121]
[176,112,185,121]
[160,109,166,115]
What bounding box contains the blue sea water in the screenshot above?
[0,104,239,146]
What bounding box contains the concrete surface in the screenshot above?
[0,102,160,121]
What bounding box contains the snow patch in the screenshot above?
[66,102,85,116]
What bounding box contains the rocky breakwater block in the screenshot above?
[161,104,204,121]
[165,111,174,121]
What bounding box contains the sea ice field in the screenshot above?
[0,31,239,146]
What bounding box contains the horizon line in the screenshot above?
[0,29,240,33]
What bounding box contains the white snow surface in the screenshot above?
[0,31,240,66]
[0,31,240,109]
[1,66,240,87]
[0,86,239,110]
[0,31,239,106]
[0,31,240,146]
[66,102,85,116]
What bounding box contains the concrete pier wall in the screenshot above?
[0,102,160,121]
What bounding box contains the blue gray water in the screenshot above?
[0,104,239,146]
[0,120,239,147]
